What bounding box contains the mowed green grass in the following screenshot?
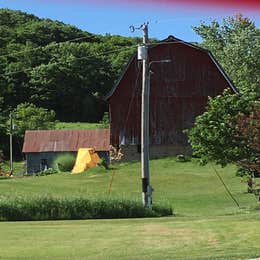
[55,121,108,130]
[0,158,256,216]
[1,214,260,259]
[0,158,260,259]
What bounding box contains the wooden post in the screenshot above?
[141,23,152,208]
[9,112,13,175]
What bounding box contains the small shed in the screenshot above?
[22,129,110,174]
[105,35,238,160]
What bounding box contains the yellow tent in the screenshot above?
[71,148,100,174]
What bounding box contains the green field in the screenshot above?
[55,121,108,130]
[0,158,260,259]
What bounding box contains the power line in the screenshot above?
[211,164,240,208]
[0,29,188,62]
[0,39,225,74]
[0,45,137,77]
[1,34,258,77]
[0,34,99,59]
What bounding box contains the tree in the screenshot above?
[235,106,260,174]
[187,90,259,173]
[188,15,260,175]
[194,14,260,93]
[0,9,140,123]
[0,97,7,153]
[9,103,56,138]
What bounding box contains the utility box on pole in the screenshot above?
[138,45,147,60]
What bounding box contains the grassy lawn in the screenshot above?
[55,121,108,130]
[0,158,259,259]
[0,214,260,259]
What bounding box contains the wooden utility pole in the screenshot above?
[9,112,13,175]
[130,22,152,208]
[140,23,152,208]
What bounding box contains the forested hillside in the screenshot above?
[0,8,141,122]
[0,8,143,155]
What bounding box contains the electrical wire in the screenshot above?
[0,41,196,77]
[1,16,258,60]
[0,34,99,59]
[0,44,137,77]
[0,36,224,78]
[211,164,240,208]
[121,64,142,139]
[108,168,117,194]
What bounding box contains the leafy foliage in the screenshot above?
[0,8,140,123]
[194,14,260,93]
[235,106,260,174]
[189,15,260,174]
[0,8,141,154]
[188,90,259,171]
[8,103,56,138]
[37,168,59,176]
[99,111,110,128]
[53,153,76,172]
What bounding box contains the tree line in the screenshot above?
[0,8,141,155]
[0,8,141,121]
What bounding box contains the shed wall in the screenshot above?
[26,152,60,174]
[26,151,110,174]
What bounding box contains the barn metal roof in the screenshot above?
[22,129,110,153]
[104,35,238,100]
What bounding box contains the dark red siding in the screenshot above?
[107,38,236,146]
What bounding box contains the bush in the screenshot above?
[37,168,58,176]
[53,153,76,172]
[99,112,109,128]
[98,158,109,170]
[0,196,173,221]
[236,167,250,177]
[176,154,191,162]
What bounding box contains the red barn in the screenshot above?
[106,36,237,160]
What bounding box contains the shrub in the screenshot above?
[236,167,250,177]
[176,154,191,162]
[99,112,109,128]
[0,176,11,180]
[53,153,76,172]
[98,158,109,170]
[0,196,173,221]
[37,168,58,176]
[0,150,4,163]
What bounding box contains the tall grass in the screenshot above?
[0,196,173,221]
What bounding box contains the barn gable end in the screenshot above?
[106,36,237,160]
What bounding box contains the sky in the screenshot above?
[1,0,260,42]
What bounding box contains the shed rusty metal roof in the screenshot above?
[22,129,110,153]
